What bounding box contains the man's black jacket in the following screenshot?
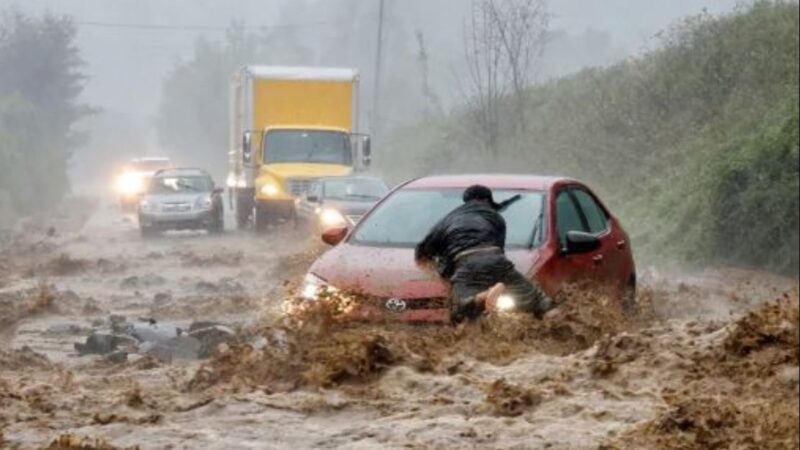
[415,201,506,278]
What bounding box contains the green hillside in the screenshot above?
[382,1,799,274]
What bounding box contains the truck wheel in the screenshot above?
[234,190,253,230]
[254,205,270,233]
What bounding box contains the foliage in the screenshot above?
[0,11,90,220]
[382,1,799,274]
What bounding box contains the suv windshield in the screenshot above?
[149,176,211,194]
[264,130,351,165]
[352,189,545,247]
[324,178,388,201]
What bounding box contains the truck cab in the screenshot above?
[245,126,369,228]
[228,66,370,231]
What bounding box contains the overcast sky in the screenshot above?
[4,0,742,119]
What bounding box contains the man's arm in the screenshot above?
[415,218,447,263]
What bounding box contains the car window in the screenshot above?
[571,189,608,234]
[351,189,544,248]
[556,190,587,244]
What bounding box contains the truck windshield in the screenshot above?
[264,130,352,165]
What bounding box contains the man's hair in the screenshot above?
[463,185,497,206]
[463,184,521,211]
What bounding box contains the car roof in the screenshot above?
[154,168,210,177]
[403,174,576,191]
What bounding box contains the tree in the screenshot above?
[0,11,90,218]
[461,0,549,150]
[462,1,506,153]
[487,0,549,131]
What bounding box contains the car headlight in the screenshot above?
[116,172,144,195]
[261,183,280,197]
[319,208,346,228]
[195,195,213,211]
[301,273,336,300]
[496,295,516,312]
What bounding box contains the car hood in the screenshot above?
[310,244,534,299]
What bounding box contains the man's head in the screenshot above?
[463,185,500,209]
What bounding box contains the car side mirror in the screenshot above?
[322,226,348,246]
[563,231,601,255]
[243,131,253,164]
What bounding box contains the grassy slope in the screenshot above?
[381,1,799,274]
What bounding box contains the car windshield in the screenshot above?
[352,189,546,247]
[324,178,388,201]
[149,176,211,194]
[264,130,352,165]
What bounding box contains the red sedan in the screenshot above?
[300,175,636,323]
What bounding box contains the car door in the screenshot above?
[543,188,604,295]
[569,188,620,292]
[571,188,632,294]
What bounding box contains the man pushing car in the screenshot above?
[415,185,555,323]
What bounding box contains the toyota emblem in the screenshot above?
[385,298,407,313]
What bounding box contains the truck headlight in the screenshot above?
[319,208,346,228]
[261,183,280,197]
[301,273,336,300]
[496,295,516,312]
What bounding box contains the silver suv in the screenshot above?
[138,168,224,237]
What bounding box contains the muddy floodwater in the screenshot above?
[1,200,798,449]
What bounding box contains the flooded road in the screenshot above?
[1,199,797,449]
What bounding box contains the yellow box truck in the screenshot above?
[227,66,370,231]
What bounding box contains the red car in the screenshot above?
[301,175,636,323]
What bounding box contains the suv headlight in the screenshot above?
[195,195,213,211]
[301,273,336,300]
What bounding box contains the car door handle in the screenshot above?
[593,254,604,264]
[616,240,627,249]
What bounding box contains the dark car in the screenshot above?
[301,175,636,323]
[295,176,389,231]
[137,168,224,237]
